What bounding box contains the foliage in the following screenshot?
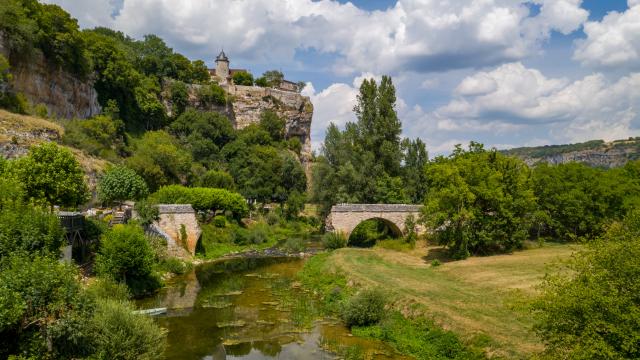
[259,110,286,142]
[531,162,639,241]
[284,190,306,219]
[282,237,305,253]
[341,288,388,327]
[197,169,235,190]
[98,165,149,206]
[312,76,423,217]
[232,70,254,86]
[0,254,83,358]
[61,115,125,162]
[533,211,640,359]
[8,142,88,208]
[350,219,398,248]
[322,231,348,250]
[403,214,417,246]
[89,299,166,360]
[94,224,161,297]
[150,185,248,219]
[0,202,64,259]
[256,70,284,87]
[197,82,227,106]
[423,143,536,259]
[126,130,192,191]
[170,109,235,166]
[297,252,351,313]
[169,80,189,116]
[213,215,226,228]
[352,312,484,360]
[134,199,159,226]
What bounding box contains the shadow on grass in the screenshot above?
[421,246,456,264]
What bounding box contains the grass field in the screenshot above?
[325,242,578,358]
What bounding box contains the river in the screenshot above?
[137,255,409,359]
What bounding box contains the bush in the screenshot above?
[197,169,235,190]
[89,299,166,359]
[247,224,269,244]
[94,224,161,297]
[0,203,64,258]
[197,83,227,106]
[282,237,305,253]
[322,231,347,250]
[160,258,190,275]
[213,215,226,228]
[341,288,388,327]
[151,185,248,219]
[232,71,254,86]
[134,200,159,226]
[266,211,280,226]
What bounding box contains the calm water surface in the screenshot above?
[138,256,408,360]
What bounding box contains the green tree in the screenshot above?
[9,142,88,209]
[126,130,192,192]
[259,70,284,87]
[423,143,536,258]
[197,169,235,190]
[169,80,189,117]
[170,109,235,165]
[259,109,286,142]
[191,59,210,83]
[150,185,248,220]
[0,202,64,258]
[98,165,149,207]
[61,115,125,162]
[0,0,36,58]
[232,70,254,86]
[197,83,227,106]
[533,211,640,359]
[95,224,160,297]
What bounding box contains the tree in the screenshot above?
[197,83,227,106]
[9,142,88,209]
[170,109,235,165]
[533,211,640,359]
[0,202,64,258]
[95,224,160,297]
[196,169,235,190]
[259,110,286,142]
[98,166,149,207]
[191,59,210,83]
[126,130,192,192]
[284,190,306,219]
[422,143,536,259]
[232,70,254,86]
[259,70,284,87]
[150,185,248,219]
[169,80,189,117]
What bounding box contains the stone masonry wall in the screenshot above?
[155,204,201,257]
[327,204,424,237]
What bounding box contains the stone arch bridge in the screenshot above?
[326,204,424,238]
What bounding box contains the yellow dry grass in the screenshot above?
[328,242,578,359]
[0,109,63,143]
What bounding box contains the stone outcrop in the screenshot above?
[161,81,313,165]
[154,204,202,258]
[503,139,640,168]
[0,35,101,120]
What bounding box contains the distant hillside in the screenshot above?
[502,138,640,168]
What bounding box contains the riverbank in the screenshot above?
[299,241,578,359]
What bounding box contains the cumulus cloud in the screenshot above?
[432,62,640,143]
[46,0,589,74]
[574,2,640,69]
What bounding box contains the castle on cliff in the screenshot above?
[208,50,301,92]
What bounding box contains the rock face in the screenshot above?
[503,139,640,168]
[0,35,101,119]
[162,82,314,165]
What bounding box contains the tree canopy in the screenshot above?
[98,165,149,206]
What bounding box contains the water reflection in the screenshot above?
[140,256,407,359]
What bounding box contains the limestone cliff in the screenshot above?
[162,82,313,164]
[0,35,101,119]
[502,139,640,168]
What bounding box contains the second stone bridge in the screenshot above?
[325,203,424,238]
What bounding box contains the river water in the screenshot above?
[138,256,408,360]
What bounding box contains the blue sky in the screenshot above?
[46,0,640,154]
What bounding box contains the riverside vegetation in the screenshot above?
[0,1,639,359]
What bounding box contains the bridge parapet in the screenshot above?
[331,204,422,213]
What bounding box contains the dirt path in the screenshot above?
[327,242,577,359]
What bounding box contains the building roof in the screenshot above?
[216,50,229,62]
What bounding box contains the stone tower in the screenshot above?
[215,50,230,82]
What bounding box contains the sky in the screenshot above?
[44,0,640,155]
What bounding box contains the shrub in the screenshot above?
[160,258,190,275]
[0,203,64,258]
[89,299,166,360]
[282,237,305,253]
[266,211,280,226]
[94,224,161,297]
[197,169,235,190]
[247,224,269,244]
[151,185,248,219]
[170,80,189,116]
[134,200,159,226]
[431,259,442,267]
[213,215,226,228]
[341,288,388,327]
[197,83,227,106]
[322,231,347,250]
[232,71,254,86]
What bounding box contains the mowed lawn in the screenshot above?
[327,242,578,359]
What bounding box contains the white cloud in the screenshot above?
[574,2,640,69]
[432,62,640,143]
[46,0,589,74]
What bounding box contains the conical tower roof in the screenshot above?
[216,50,229,62]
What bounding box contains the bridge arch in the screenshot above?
[326,204,424,239]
